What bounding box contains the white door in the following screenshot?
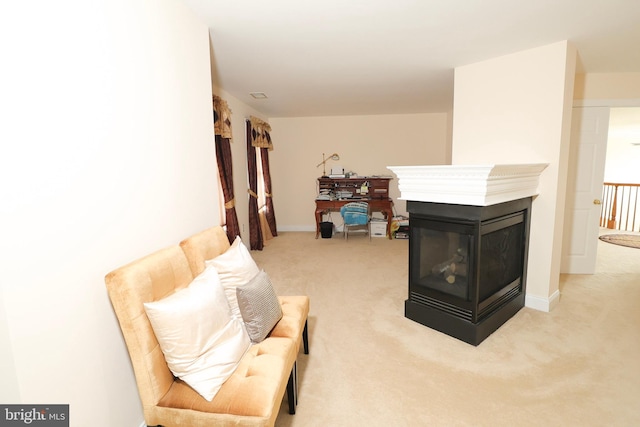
[561,107,610,274]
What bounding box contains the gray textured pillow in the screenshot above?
[236,270,283,343]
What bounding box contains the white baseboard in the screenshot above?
[279,224,348,233]
[525,290,560,312]
[139,421,146,427]
[278,225,316,232]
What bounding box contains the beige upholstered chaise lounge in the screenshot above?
[105,226,309,427]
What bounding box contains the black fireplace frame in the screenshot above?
[405,197,532,345]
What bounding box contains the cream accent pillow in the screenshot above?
[143,266,250,401]
[205,236,260,319]
[236,270,283,343]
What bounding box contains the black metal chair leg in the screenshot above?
[302,320,309,354]
[294,361,298,405]
[287,363,297,414]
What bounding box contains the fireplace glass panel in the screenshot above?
[478,222,524,302]
[414,228,471,300]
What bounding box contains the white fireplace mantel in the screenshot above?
[387,164,548,206]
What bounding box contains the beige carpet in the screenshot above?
[250,230,640,427]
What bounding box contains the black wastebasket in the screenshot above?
[320,221,334,238]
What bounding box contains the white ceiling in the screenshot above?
[182,0,640,118]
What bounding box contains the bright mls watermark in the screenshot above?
[0,405,68,426]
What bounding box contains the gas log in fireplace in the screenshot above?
[406,198,531,345]
[387,164,548,346]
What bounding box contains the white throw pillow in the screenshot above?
[143,266,250,401]
[205,236,260,319]
[236,270,283,343]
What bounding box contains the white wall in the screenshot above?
[1,1,219,425]
[269,113,450,230]
[452,41,577,311]
[0,289,19,402]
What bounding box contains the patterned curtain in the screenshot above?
[249,116,278,242]
[249,116,274,150]
[213,95,240,243]
[260,147,277,237]
[246,119,263,250]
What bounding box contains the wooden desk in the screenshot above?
[315,198,394,239]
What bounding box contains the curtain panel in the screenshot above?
[247,116,278,249]
[212,95,240,243]
[246,120,263,250]
[249,116,278,239]
[260,147,277,237]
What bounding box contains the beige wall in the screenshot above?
[452,41,577,311]
[269,113,451,230]
[1,1,218,425]
[574,72,640,101]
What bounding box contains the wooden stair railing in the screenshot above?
[601,182,640,232]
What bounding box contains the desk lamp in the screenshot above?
[316,153,340,177]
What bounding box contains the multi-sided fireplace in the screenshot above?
[406,198,531,345]
[388,164,548,346]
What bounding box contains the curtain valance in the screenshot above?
[249,116,273,150]
[213,95,233,140]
